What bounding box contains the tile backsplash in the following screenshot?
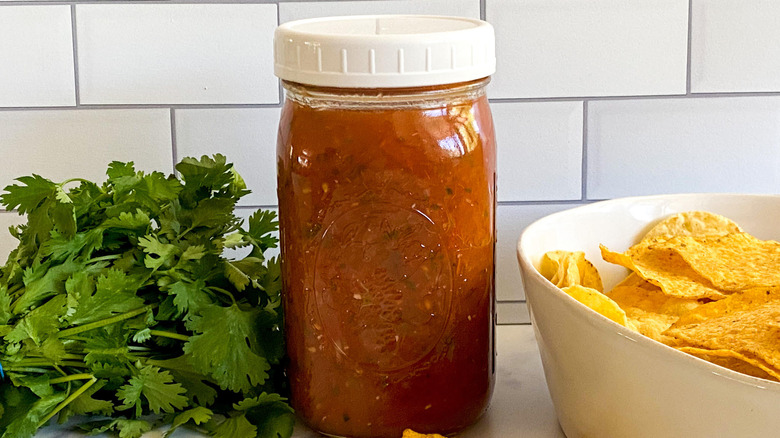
[1,0,779,303]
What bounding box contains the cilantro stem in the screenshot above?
[8,283,23,296]
[50,373,94,385]
[58,304,157,338]
[60,178,94,187]
[207,286,236,305]
[7,360,86,369]
[149,329,189,342]
[53,364,66,377]
[25,353,83,361]
[37,375,97,429]
[88,254,122,263]
[3,367,50,373]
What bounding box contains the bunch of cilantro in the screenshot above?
[0,155,293,438]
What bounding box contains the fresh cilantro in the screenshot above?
[212,414,258,438]
[0,155,290,438]
[184,303,272,393]
[164,406,214,437]
[117,362,188,416]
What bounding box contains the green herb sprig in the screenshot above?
[0,154,292,438]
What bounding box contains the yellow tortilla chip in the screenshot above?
[600,242,726,301]
[402,429,446,438]
[538,211,780,383]
[612,272,658,291]
[664,287,780,372]
[540,250,603,292]
[561,284,631,328]
[656,232,780,292]
[641,210,742,241]
[607,281,700,343]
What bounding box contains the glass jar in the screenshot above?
[274,15,496,438]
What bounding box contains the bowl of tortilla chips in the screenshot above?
[517,193,780,438]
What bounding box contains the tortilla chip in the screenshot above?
[600,242,726,301]
[402,429,446,438]
[612,272,658,291]
[540,250,603,292]
[538,211,780,383]
[656,233,780,292]
[607,281,701,343]
[641,211,742,241]
[561,284,631,328]
[664,287,780,372]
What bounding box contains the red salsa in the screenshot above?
[277,79,496,437]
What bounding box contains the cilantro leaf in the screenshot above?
[66,269,145,326]
[117,362,189,416]
[57,379,114,423]
[148,355,218,406]
[176,154,234,193]
[0,391,67,438]
[101,209,152,232]
[81,418,153,438]
[106,161,137,182]
[184,304,271,393]
[169,279,211,315]
[138,235,178,270]
[224,258,266,292]
[1,175,57,214]
[0,285,12,325]
[164,406,213,437]
[82,325,133,369]
[39,228,104,261]
[212,414,257,438]
[14,257,106,314]
[5,295,66,345]
[243,210,280,256]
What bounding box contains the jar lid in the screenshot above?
[274,15,495,88]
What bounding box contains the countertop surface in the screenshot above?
[38,312,567,438]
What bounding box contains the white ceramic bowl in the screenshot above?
[517,193,780,438]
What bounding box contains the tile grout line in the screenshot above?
[170,108,179,173]
[5,91,780,113]
[581,100,588,201]
[70,3,80,106]
[276,1,284,104]
[686,0,693,95]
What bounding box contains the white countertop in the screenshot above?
[38,317,566,438]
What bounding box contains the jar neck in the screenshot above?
[282,77,490,110]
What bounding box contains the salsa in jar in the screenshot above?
[274,15,497,438]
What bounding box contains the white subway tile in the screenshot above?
[279,0,480,23]
[175,108,281,206]
[76,4,278,105]
[0,109,172,191]
[486,0,688,98]
[0,212,25,265]
[587,97,780,199]
[496,203,577,301]
[0,6,75,107]
[492,101,583,202]
[691,0,780,93]
[496,301,530,325]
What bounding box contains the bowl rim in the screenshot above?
[517,192,780,392]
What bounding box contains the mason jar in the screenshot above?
[274,15,496,438]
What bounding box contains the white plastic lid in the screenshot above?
[274,15,496,88]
